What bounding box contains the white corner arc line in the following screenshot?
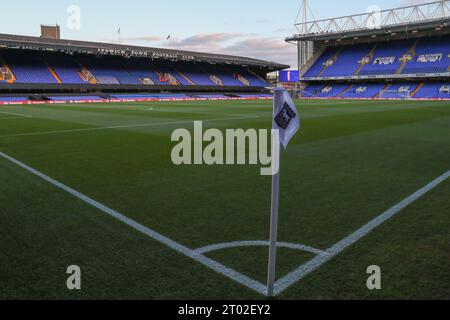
[274,170,450,296]
[2,149,448,297]
[0,115,256,139]
[194,241,326,256]
[0,151,267,296]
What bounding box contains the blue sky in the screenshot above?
[2,0,426,67]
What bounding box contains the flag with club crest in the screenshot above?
[273,89,300,149]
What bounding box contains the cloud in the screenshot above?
[178,33,243,45]
[222,37,297,66]
[99,32,296,67]
[164,34,295,67]
[123,35,164,42]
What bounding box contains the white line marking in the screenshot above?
[39,103,258,118]
[0,151,266,295]
[0,117,33,121]
[194,240,326,255]
[274,170,450,295]
[0,115,257,139]
[1,152,447,296]
[0,111,33,118]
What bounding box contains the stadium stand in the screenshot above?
[414,82,450,99]
[2,51,58,84]
[288,1,450,100]
[302,36,449,80]
[48,96,104,101]
[296,35,450,99]
[340,83,386,99]
[402,36,450,75]
[0,32,283,104]
[0,50,273,88]
[0,96,28,102]
[359,40,414,76]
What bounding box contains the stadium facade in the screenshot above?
[0,33,288,104]
[287,0,450,100]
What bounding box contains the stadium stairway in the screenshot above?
[79,67,97,84]
[175,71,195,85]
[235,73,250,86]
[411,82,425,98]
[165,72,181,85]
[46,65,62,84]
[354,44,377,76]
[209,74,224,86]
[376,83,392,98]
[0,57,16,83]
[337,84,354,98]
[299,45,327,77]
[397,39,419,74]
[317,47,343,77]
[244,69,268,86]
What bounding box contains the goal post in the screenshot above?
[379,89,412,100]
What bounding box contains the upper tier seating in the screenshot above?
[44,54,87,84]
[2,51,58,84]
[303,47,339,77]
[322,44,374,77]
[177,66,217,86]
[0,50,268,87]
[303,36,450,79]
[209,66,244,86]
[402,36,450,74]
[238,69,268,87]
[359,40,413,75]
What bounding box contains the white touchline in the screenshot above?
[273,170,450,296]
[0,115,257,139]
[0,151,266,296]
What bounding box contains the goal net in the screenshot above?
[379,89,412,100]
[298,89,316,98]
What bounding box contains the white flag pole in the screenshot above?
[267,90,282,297]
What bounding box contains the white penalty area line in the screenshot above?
[0,151,267,296]
[273,169,450,296]
[0,115,258,139]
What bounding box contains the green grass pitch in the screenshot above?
[0,99,449,299]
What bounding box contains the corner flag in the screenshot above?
[273,88,300,149]
[267,89,300,297]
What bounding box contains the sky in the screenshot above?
[1,0,429,68]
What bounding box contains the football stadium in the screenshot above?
[0,0,449,304]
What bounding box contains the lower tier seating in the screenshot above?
[302,82,450,99]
